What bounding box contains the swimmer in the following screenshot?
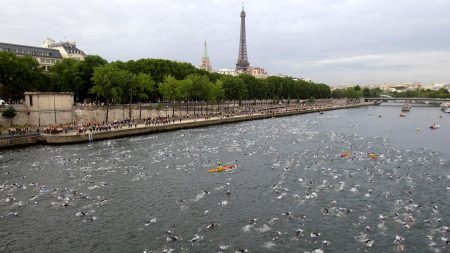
[166,236,179,242]
[206,223,217,229]
[365,239,374,247]
[311,232,321,238]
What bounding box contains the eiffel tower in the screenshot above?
[236,6,250,72]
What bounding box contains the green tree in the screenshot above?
[2,106,17,126]
[159,75,179,118]
[332,89,345,98]
[294,80,311,100]
[116,70,137,119]
[50,58,82,100]
[77,55,108,101]
[363,87,371,97]
[209,80,225,112]
[90,64,127,122]
[187,74,212,114]
[0,52,44,101]
[177,78,193,115]
[265,76,284,102]
[239,74,263,102]
[221,75,246,111]
[134,73,155,119]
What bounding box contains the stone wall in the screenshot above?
[25,92,74,126]
[0,105,29,127]
[0,134,40,149]
[74,104,232,124]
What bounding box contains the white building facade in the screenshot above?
[43,38,86,60]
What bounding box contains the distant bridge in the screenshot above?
[365,97,450,105]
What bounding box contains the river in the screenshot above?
[0,105,449,252]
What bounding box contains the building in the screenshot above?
[42,37,86,60]
[217,68,238,76]
[199,41,212,72]
[0,42,62,71]
[247,67,267,79]
[443,84,450,91]
[24,92,74,126]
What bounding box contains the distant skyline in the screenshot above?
[1,0,450,86]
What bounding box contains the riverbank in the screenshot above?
[0,102,372,149]
[42,103,371,145]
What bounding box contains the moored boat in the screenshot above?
[441,103,450,113]
[401,103,411,112]
[430,123,440,129]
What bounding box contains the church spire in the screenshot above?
[200,41,212,72]
[203,41,208,58]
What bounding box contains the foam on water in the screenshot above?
[1,106,449,252]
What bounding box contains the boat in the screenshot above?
[340,151,351,158]
[208,165,236,173]
[401,103,411,112]
[369,153,377,160]
[430,124,440,129]
[400,112,406,117]
[441,103,450,113]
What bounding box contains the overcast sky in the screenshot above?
[1,0,450,86]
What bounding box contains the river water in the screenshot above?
[0,105,449,253]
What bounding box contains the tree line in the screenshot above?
[331,85,383,99]
[332,85,450,99]
[1,52,332,116]
[389,88,450,98]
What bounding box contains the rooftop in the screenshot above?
[0,42,62,59]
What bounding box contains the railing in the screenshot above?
[365,97,450,102]
[364,97,450,104]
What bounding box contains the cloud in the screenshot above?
[1,0,449,85]
[293,51,450,84]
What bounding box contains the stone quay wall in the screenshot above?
[0,134,41,149]
[43,103,369,145]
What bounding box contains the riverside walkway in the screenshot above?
[0,101,372,148]
[41,102,371,145]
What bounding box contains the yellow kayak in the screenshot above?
[208,165,235,173]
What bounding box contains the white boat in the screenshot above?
[441,103,450,113]
[430,123,440,129]
[401,103,411,112]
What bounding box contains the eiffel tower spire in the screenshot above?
[236,5,249,72]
